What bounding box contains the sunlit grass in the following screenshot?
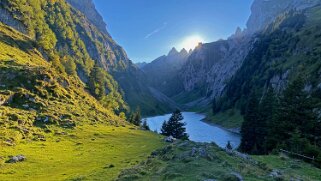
[0,125,165,180]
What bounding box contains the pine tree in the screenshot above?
[276,76,316,146]
[161,110,188,140]
[226,141,233,150]
[142,119,150,130]
[258,87,277,154]
[239,92,260,154]
[133,107,142,126]
[89,65,106,100]
[212,98,218,113]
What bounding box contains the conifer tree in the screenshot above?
[258,87,277,154]
[161,110,188,140]
[133,107,142,126]
[239,92,260,154]
[142,119,150,130]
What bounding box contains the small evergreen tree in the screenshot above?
[128,107,141,126]
[141,119,150,130]
[226,141,233,150]
[133,107,141,126]
[212,98,217,113]
[161,110,188,140]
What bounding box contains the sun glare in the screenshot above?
[179,35,204,50]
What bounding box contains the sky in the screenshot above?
[93,0,254,63]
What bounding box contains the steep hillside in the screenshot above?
[67,0,178,116]
[0,0,175,116]
[0,8,165,181]
[0,22,123,144]
[246,0,320,34]
[221,6,321,114]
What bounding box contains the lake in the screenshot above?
[145,112,241,149]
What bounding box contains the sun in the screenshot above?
[179,35,204,50]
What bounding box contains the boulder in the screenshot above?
[269,169,283,179]
[164,136,176,143]
[6,155,26,163]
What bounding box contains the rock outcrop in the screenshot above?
[66,0,109,35]
[246,0,320,34]
[0,6,27,34]
[179,35,252,106]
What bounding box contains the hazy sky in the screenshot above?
[93,0,254,63]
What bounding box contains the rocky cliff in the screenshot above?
[246,0,320,34]
[66,0,108,35]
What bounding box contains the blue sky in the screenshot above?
[93,0,254,63]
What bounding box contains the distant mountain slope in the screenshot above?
[142,48,190,97]
[177,36,251,107]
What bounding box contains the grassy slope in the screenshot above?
[0,125,164,181]
[118,141,321,181]
[0,23,165,180]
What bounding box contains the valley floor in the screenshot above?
[0,124,164,181]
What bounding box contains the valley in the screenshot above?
[0,0,321,180]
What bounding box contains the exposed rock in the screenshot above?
[164,136,176,143]
[190,147,198,157]
[6,155,26,163]
[246,0,320,34]
[229,172,244,181]
[66,0,108,35]
[0,7,28,34]
[180,36,252,107]
[269,169,283,179]
[190,147,211,159]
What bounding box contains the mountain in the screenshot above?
[149,0,321,110]
[66,0,177,116]
[246,0,320,34]
[177,36,251,108]
[66,0,109,35]
[142,48,190,96]
[135,62,147,69]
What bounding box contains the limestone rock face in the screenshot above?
[246,0,320,34]
[0,7,28,34]
[66,0,108,35]
[180,36,252,106]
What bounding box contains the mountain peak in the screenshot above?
[180,48,188,55]
[168,47,179,56]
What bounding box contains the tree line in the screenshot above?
[235,76,321,166]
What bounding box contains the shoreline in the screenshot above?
[201,118,241,135]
